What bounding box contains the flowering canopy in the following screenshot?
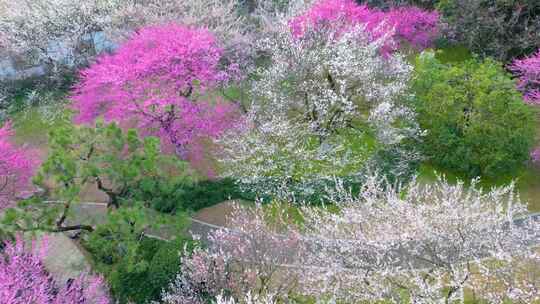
[289,0,440,54]
[72,24,241,162]
[0,121,37,210]
[218,22,419,195]
[0,0,120,70]
[105,0,248,45]
[161,203,302,303]
[0,236,110,304]
[531,147,540,164]
[509,49,540,105]
[295,176,540,303]
[170,177,540,303]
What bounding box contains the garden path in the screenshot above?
[44,200,540,271]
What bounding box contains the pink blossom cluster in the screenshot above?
[72,24,242,170]
[73,24,234,122]
[531,147,540,164]
[0,121,38,210]
[161,204,303,302]
[0,236,110,304]
[289,0,439,53]
[509,49,540,105]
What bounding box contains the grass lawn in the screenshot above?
[11,103,70,152]
[418,163,540,212]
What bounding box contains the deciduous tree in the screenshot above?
[0,121,37,210]
[436,0,540,62]
[72,24,242,164]
[0,0,251,78]
[0,0,119,74]
[218,22,420,196]
[293,176,540,303]
[179,176,540,303]
[289,0,440,54]
[104,0,248,46]
[509,49,540,105]
[0,235,110,304]
[161,203,302,303]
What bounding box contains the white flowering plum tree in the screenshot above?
[217,23,419,196]
[160,203,303,303]
[161,176,539,303]
[295,176,540,303]
[214,293,276,304]
[0,0,119,73]
[0,0,252,78]
[104,0,249,47]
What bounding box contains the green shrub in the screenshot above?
[83,206,194,303]
[105,238,186,304]
[141,178,256,214]
[411,52,536,178]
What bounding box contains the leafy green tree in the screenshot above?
[411,52,536,178]
[83,205,193,303]
[4,121,193,234]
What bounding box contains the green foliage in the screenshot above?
[36,121,193,209]
[0,195,62,236]
[303,128,379,179]
[1,77,75,124]
[2,121,194,235]
[11,105,71,146]
[83,205,194,303]
[411,52,537,178]
[262,201,305,228]
[145,177,256,214]
[434,46,472,64]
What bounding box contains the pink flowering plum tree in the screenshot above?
[288,0,440,54]
[72,24,242,170]
[509,49,540,105]
[0,121,38,210]
[531,147,540,164]
[160,203,303,303]
[0,235,110,304]
[509,49,540,164]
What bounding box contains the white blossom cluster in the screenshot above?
[214,293,276,304]
[0,0,252,76]
[104,0,248,45]
[0,0,119,68]
[249,0,313,33]
[217,24,420,195]
[160,177,539,303]
[160,203,302,303]
[253,26,413,137]
[296,176,540,303]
